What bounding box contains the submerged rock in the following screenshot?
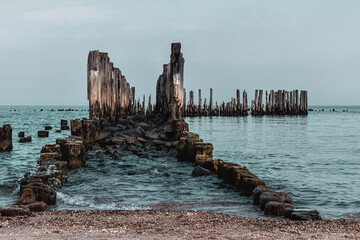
[252,186,271,205]
[20,182,56,205]
[259,191,293,210]
[19,136,32,143]
[111,152,122,160]
[264,201,294,216]
[28,201,47,212]
[284,208,321,220]
[38,131,49,137]
[19,188,36,203]
[191,166,212,177]
[0,205,30,216]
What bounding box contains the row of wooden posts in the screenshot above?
[87,46,308,122]
[121,88,308,117]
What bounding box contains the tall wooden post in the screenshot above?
[259,90,263,115]
[254,90,259,113]
[243,90,248,116]
[198,89,202,116]
[190,90,194,116]
[210,88,213,116]
[183,89,186,116]
[236,89,240,114]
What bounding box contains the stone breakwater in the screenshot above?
[0,119,100,217]
[0,114,321,221]
[177,130,321,221]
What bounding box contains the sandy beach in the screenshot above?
[0,210,358,239]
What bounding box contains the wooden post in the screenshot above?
[236,89,240,115]
[204,98,208,116]
[0,125,12,152]
[265,90,268,113]
[305,90,308,114]
[190,90,194,116]
[137,97,140,114]
[147,95,152,115]
[300,91,303,113]
[259,90,263,115]
[183,89,186,116]
[251,100,255,115]
[254,90,258,114]
[198,89,202,116]
[277,90,281,114]
[289,91,293,114]
[215,102,219,116]
[272,90,275,114]
[142,95,146,114]
[243,90,248,116]
[210,88,213,116]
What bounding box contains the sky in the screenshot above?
[1,0,360,106]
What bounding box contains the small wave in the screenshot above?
[150,168,159,175]
[56,191,147,210]
[57,192,116,210]
[340,212,360,220]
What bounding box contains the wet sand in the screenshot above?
[0,210,359,239]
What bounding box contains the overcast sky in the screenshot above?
[1,0,360,106]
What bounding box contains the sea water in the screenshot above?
[187,106,360,219]
[0,105,359,219]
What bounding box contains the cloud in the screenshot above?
[21,6,111,25]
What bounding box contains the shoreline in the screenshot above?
[0,210,359,239]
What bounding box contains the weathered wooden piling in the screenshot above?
[198,89,202,116]
[88,50,133,122]
[38,131,49,138]
[0,125,12,152]
[147,95,152,115]
[183,89,186,115]
[187,90,195,116]
[209,88,213,116]
[155,43,185,120]
[19,136,32,143]
[251,89,308,116]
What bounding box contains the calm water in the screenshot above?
[187,106,360,220]
[0,105,359,219]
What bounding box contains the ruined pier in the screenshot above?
[0,43,317,221]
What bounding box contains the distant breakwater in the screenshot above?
[0,42,318,220]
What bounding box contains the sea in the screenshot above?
[0,105,359,220]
